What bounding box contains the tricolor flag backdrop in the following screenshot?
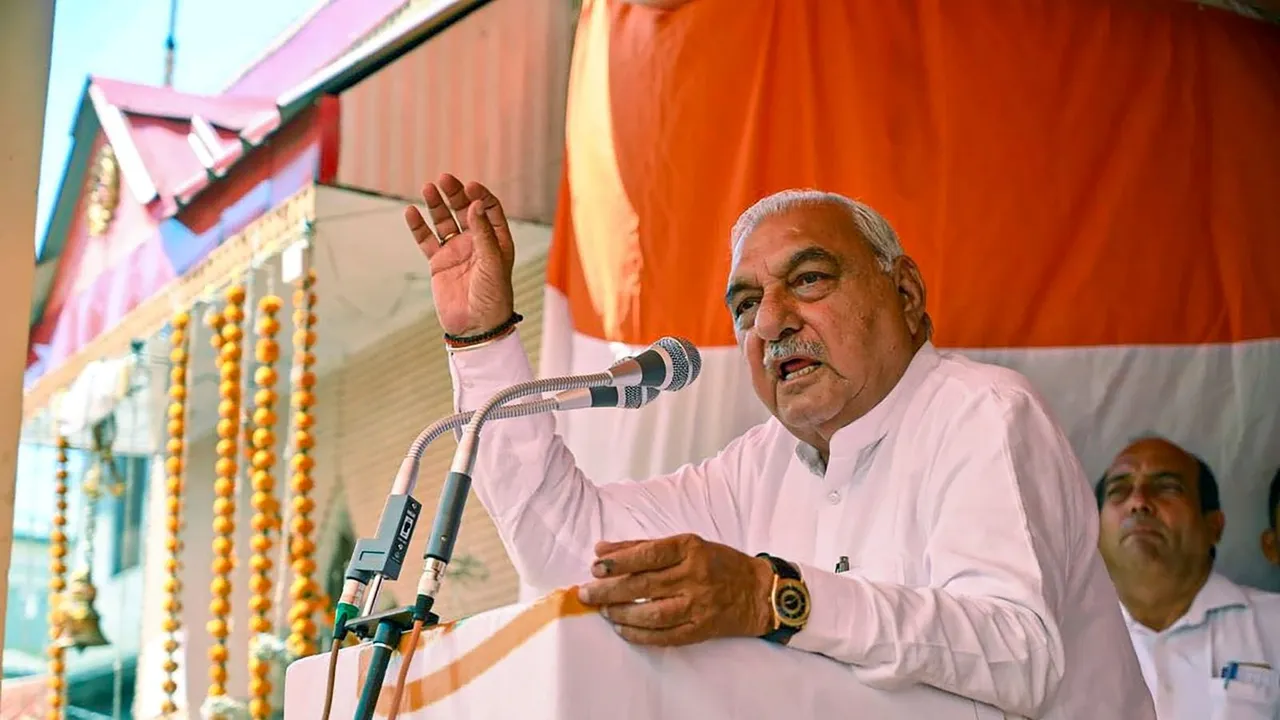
[538,0,1280,590]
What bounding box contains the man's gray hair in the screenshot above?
[730,189,905,271]
[730,189,932,340]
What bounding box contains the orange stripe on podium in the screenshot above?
[355,588,597,716]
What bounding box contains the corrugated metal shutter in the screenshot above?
[335,0,574,225]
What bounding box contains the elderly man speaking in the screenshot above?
[404,173,1154,719]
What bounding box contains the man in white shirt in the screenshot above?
[404,173,1154,719]
[1097,437,1280,719]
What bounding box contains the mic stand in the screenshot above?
[345,605,425,720]
[341,356,675,720]
[351,372,617,720]
[333,397,564,636]
[339,492,425,720]
[341,394,582,720]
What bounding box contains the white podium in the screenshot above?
[285,588,1006,719]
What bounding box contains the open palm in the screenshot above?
[404,174,516,337]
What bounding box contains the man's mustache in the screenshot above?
[764,338,826,363]
[1119,514,1165,536]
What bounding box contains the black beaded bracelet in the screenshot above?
[443,312,524,348]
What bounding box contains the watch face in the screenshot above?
[775,580,810,626]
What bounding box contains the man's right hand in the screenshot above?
[404,173,516,338]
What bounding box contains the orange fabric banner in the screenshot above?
[551,0,1280,349]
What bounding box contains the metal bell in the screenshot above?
[53,569,110,651]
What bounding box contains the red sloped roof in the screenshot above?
[86,77,283,215]
[222,0,409,98]
[92,76,276,130]
[67,0,419,217]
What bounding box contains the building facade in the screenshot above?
[19,1,576,717]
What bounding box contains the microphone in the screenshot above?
[450,337,700,476]
[605,337,702,391]
[557,384,660,411]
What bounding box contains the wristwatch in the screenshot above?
[756,553,811,645]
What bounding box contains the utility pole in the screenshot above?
[163,0,178,88]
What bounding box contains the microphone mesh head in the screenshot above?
[656,337,701,391]
[621,385,661,409]
[678,338,702,382]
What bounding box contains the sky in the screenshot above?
[35,0,321,252]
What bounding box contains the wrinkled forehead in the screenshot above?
[729,205,865,276]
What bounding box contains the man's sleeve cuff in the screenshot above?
[447,331,535,412]
[788,561,874,663]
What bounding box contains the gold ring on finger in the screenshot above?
[439,231,459,245]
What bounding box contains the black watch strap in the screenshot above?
[757,552,801,581]
[756,553,806,644]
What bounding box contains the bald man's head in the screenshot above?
[1096,437,1224,587]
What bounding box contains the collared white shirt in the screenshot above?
[1124,573,1280,720]
[449,333,1155,719]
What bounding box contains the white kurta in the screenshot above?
[448,333,1155,719]
[1124,573,1280,720]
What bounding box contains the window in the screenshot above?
[109,454,150,575]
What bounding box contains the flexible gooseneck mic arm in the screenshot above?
[392,385,656,495]
[417,338,700,608]
[334,386,661,633]
[416,374,622,602]
[345,382,670,720]
[332,395,562,630]
[347,339,696,720]
[452,337,699,478]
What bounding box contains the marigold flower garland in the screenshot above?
[46,434,71,720]
[207,285,246,699]
[160,310,192,716]
[247,294,283,719]
[285,270,319,658]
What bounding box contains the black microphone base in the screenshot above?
[348,604,442,720]
[345,606,414,640]
[351,614,412,720]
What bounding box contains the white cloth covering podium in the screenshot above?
[284,588,1009,719]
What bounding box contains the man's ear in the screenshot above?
[893,256,928,339]
[1206,510,1226,546]
[1262,528,1280,567]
